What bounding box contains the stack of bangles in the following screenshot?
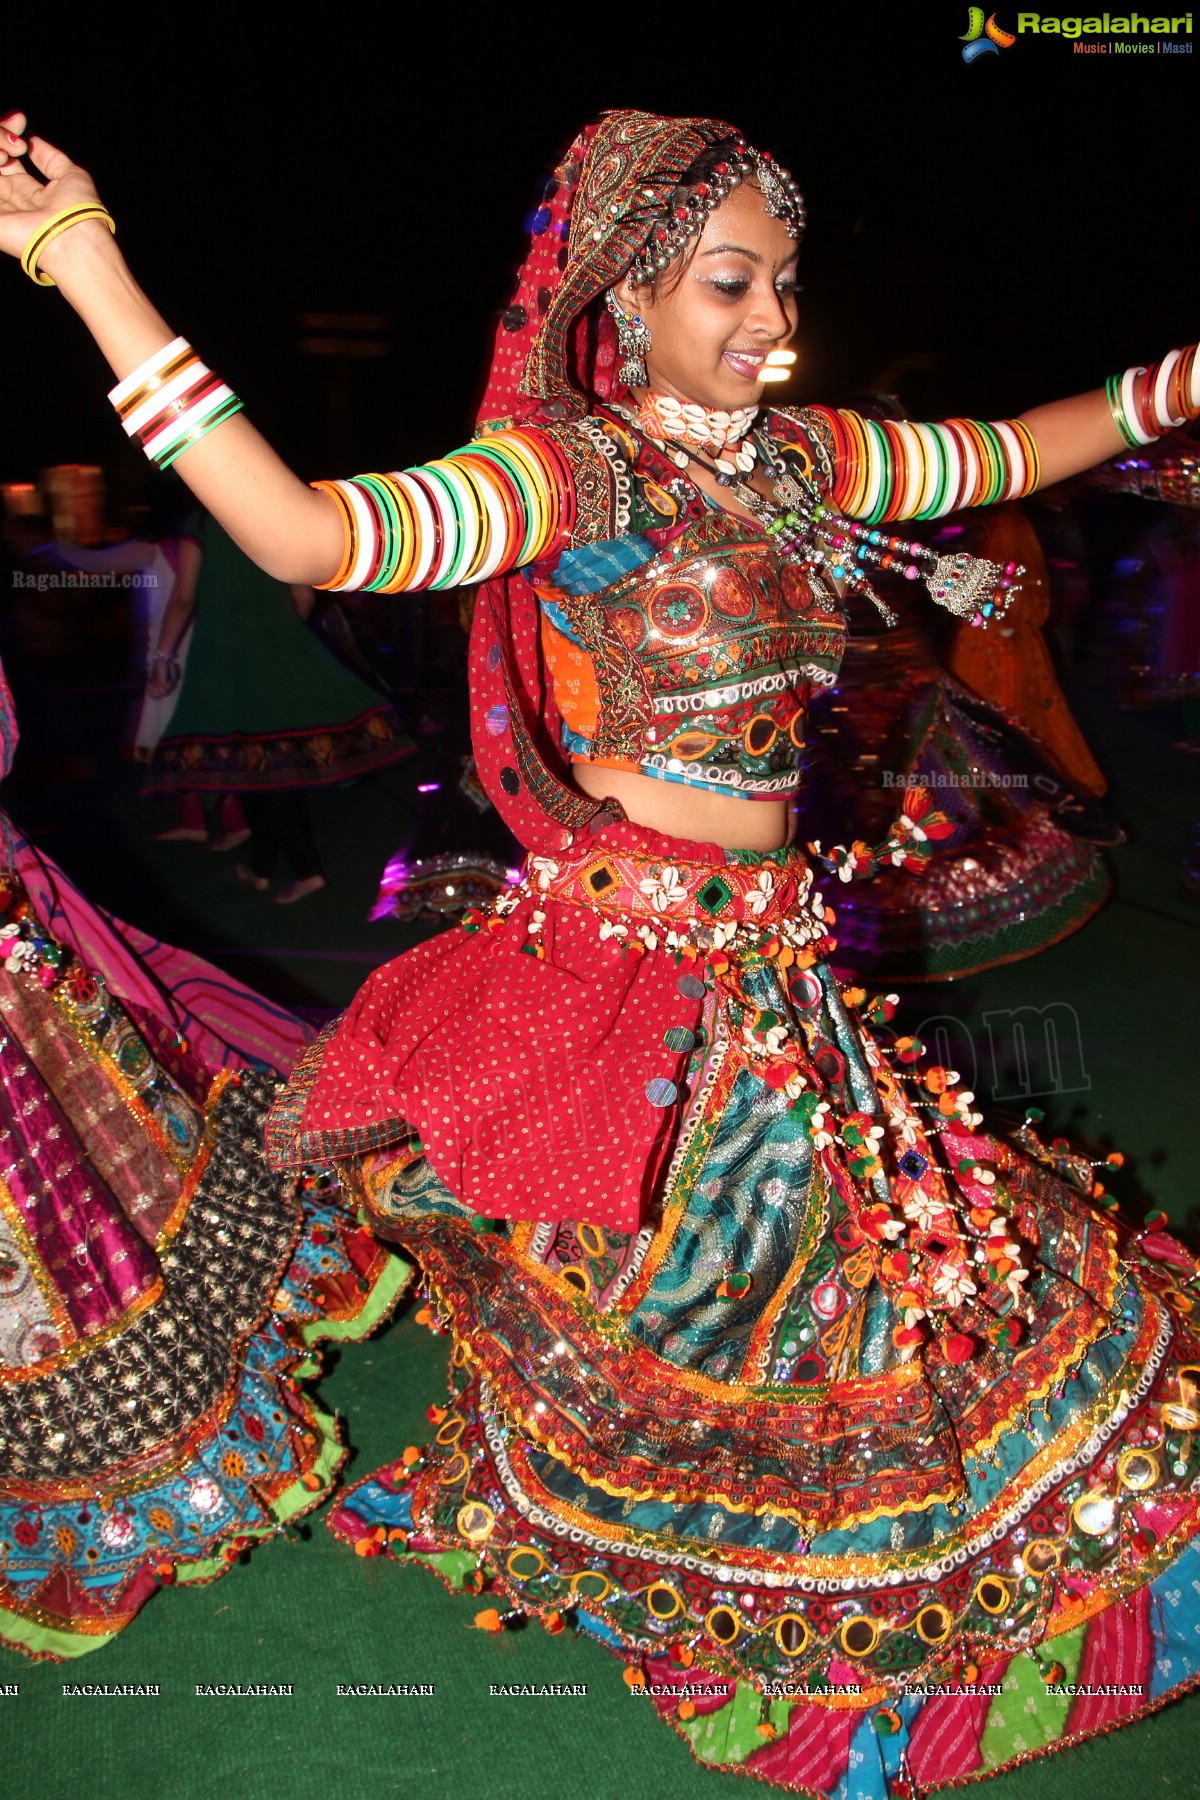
[1106,346,1200,448]
[109,337,244,471]
[310,431,575,591]
[810,407,1042,524]
[104,332,1197,578]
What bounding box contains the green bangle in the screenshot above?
[470,441,540,566]
[972,420,1007,508]
[157,395,245,470]
[916,424,950,522]
[357,474,403,591]
[863,419,893,526]
[1105,374,1141,449]
[415,466,469,590]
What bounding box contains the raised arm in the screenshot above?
[0,116,571,592]
[0,117,343,582]
[806,353,1197,526]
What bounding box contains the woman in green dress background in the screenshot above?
[145,513,413,902]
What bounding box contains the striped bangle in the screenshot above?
[311,428,575,593]
[826,409,1038,522]
[109,338,243,469]
[944,420,984,510]
[1107,347,1199,445]
[926,423,964,518]
[21,204,116,286]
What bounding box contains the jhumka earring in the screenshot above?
[605,290,651,389]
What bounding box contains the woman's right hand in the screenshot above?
[0,112,112,275]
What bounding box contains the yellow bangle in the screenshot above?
[1010,418,1041,495]
[21,205,117,287]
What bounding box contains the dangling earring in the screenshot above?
[605,289,651,389]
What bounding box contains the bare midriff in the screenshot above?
[573,762,791,853]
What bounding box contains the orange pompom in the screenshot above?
[677,1699,696,1721]
[543,1610,566,1635]
[473,1608,503,1633]
[401,1446,421,1467]
[623,1667,646,1690]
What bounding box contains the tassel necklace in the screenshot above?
[618,401,1021,628]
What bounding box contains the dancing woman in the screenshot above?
[0,658,407,1659]
[2,108,1199,1793]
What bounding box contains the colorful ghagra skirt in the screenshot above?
[0,869,409,1660]
[268,820,1200,1797]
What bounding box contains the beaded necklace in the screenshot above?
[614,402,1022,628]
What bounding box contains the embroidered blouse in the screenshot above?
[530,407,842,801]
[316,400,1030,811]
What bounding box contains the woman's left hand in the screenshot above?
[147,656,180,699]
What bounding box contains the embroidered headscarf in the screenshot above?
[477,109,743,429]
[469,110,758,852]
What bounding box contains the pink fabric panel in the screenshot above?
[1066,1587,1153,1737]
[11,835,307,1076]
[907,1654,1011,1785]
[745,1696,855,1794]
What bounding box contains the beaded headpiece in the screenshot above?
[477,110,804,427]
[628,144,805,287]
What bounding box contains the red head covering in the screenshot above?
[476,109,740,429]
[470,110,746,853]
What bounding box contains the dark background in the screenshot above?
[1,11,1193,496]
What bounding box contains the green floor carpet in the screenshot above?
[4,666,1200,1798]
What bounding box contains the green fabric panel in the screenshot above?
[300,1256,413,1347]
[0,1600,117,1662]
[413,1551,477,1590]
[170,1398,348,1588]
[680,1677,790,1766]
[979,1624,1085,1767]
[173,1555,226,1583]
[164,518,391,739]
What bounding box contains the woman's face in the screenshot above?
[613,181,799,410]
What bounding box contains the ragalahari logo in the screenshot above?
[961,7,1017,57]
